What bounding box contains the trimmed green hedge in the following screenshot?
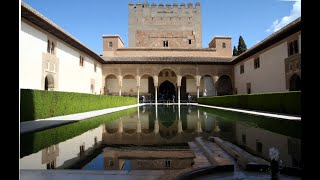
[198,91,301,115]
[20,107,137,158]
[20,89,137,122]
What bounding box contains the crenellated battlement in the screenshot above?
[129,2,200,10]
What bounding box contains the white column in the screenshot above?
[119,88,122,96]
[178,105,182,133]
[178,86,181,104]
[197,87,200,98]
[137,86,140,104]
[155,86,158,104]
[137,120,141,133]
[154,105,159,134]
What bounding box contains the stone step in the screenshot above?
[194,137,233,167]
[211,136,270,171]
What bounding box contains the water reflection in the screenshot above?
[20,105,301,170]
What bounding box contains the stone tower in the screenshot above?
[128,2,202,48]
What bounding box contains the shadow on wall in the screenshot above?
[20,89,35,122]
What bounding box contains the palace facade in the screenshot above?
[20,2,301,103]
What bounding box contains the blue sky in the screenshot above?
[21,0,301,55]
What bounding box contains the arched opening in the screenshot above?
[289,74,301,91]
[158,69,177,102]
[140,74,154,102]
[122,74,136,97]
[216,75,233,96]
[181,74,196,102]
[159,80,176,102]
[200,75,214,96]
[90,84,94,94]
[105,74,118,95]
[44,74,54,91]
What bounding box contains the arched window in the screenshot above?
[109,42,113,48]
[222,42,226,48]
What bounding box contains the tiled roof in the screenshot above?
[21,2,105,64]
[102,56,232,64]
[231,17,301,64]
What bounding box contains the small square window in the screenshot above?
[163,40,168,47]
[240,65,244,74]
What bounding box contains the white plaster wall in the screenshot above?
[106,79,119,93]
[234,42,288,94]
[20,21,47,90]
[122,79,137,93]
[57,42,102,94]
[20,150,46,169]
[186,79,197,93]
[140,79,149,93]
[235,123,300,167]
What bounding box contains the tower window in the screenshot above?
[109,41,113,48]
[165,160,171,167]
[222,42,226,48]
[163,40,168,47]
[189,39,192,44]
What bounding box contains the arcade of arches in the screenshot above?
[103,64,234,103]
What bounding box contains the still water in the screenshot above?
[20,105,301,171]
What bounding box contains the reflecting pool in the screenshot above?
[20,105,301,171]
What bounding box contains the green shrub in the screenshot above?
[198,91,301,115]
[20,89,137,121]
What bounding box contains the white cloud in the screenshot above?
[267,0,301,32]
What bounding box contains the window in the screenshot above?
[109,41,113,48]
[46,161,55,169]
[246,83,251,94]
[163,40,168,47]
[256,141,263,154]
[47,40,50,53]
[288,39,299,56]
[222,42,226,48]
[79,55,84,66]
[109,160,114,166]
[165,160,171,167]
[94,63,97,72]
[242,134,246,145]
[240,64,244,74]
[189,39,192,44]
[51,42,55,54]
[47,39,55,54]
[254,57,260,69]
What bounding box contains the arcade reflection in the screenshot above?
[20,105,301,170]
[102,105,301,169]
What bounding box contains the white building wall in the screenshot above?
[234,42,288,94]
[57,42,102,94]
[20,21,47,90]
[20,126,103,169]
[20,20,103,94]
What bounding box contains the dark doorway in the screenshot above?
[159,81,176,102]
[289,74,301,91]
[216,75,233,96]
[44,74,54,91]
